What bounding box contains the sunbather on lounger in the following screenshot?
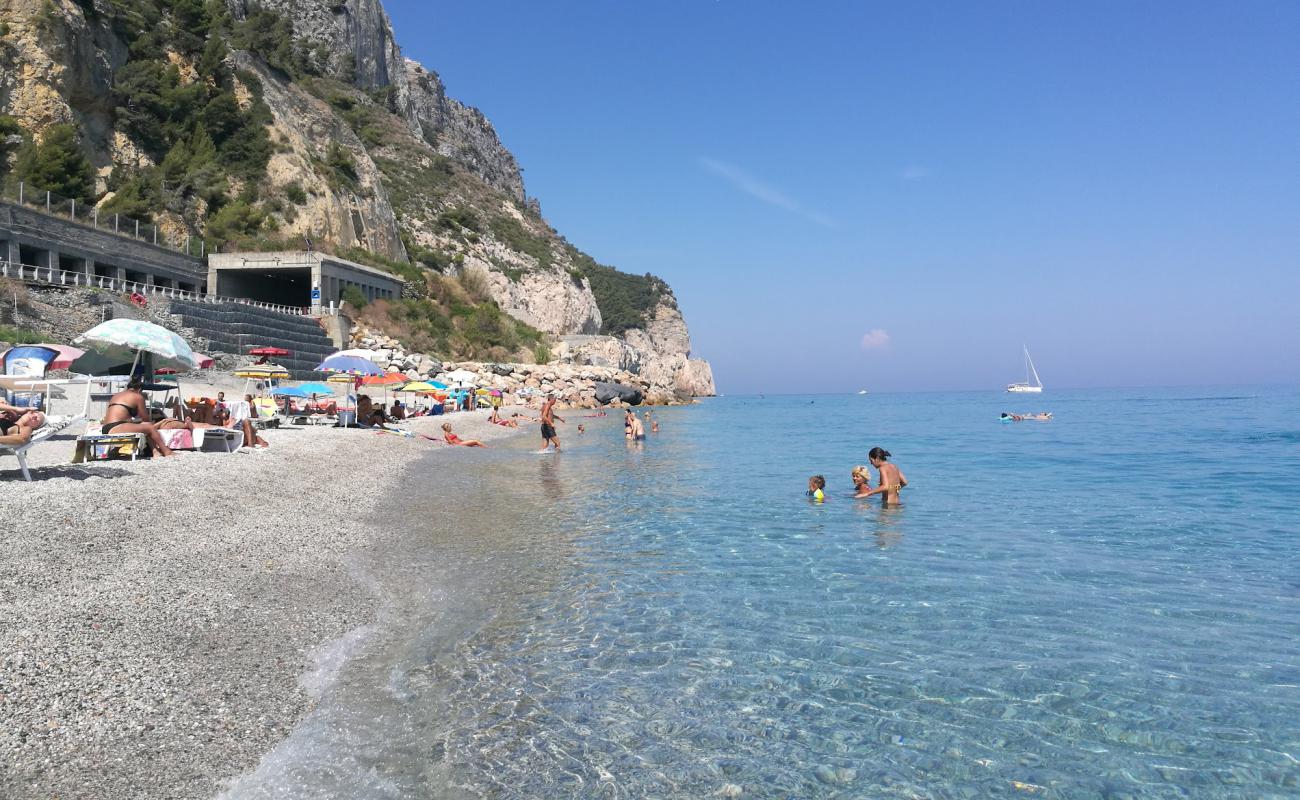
[0,406,45,447]
[102,379,177,457]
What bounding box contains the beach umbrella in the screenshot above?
[154,367,178,375]
[316,354,383,377]
[248,346,292,356]
[74,318,199,371]
[297,381,336,396]
[489,389,503,397]
[233,364,291,380]
[2,344,85,370]
[193,352,215,369]
[326,348,381,360]
[400,381,438,393]
[272,386,310,398]
[361,372,405,386]
[444,368,478,385]
[426,380,448,390]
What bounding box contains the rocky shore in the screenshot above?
[0,411,523,799]
[350,323,713,407]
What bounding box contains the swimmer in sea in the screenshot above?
[850,465,871,496]
[807,474,826,503]
[857,447,907,505]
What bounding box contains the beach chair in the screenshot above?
[1,414,83,481]
[71,431,149,464]
[1,345,59,409]
[252,396,285,428]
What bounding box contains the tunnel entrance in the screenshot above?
[214,267,313,308]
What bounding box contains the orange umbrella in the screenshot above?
[361,372,405,386]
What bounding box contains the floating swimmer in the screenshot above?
[807,474,826,503]
[1000,412,1053,422]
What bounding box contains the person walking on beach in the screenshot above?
[539,393,564,452]
[858,446,907,505]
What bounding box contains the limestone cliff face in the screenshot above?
[223,0,524,202]
[239,55,405,259]
[0,0,128,177]
[399,60,525,203]
[560,294,717,399]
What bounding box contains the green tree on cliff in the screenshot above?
[13,123,96,201]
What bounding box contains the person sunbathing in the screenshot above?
[489,408,525,427]
[441,422,486,447]
[356,394,388,427]
[0,405,45,448]
[101,378,177,457]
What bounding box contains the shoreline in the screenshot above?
[0,408,526,799]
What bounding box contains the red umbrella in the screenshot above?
[249,346,292,356]
[154,367,179,375]
[193,352,215,369]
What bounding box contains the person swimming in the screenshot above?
[807,474,826,503]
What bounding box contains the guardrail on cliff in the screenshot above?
[1,181,205,257]
[0,259,328,318]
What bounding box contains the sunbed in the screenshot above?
[1,414,84,481]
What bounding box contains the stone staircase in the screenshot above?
[167,300,338,380]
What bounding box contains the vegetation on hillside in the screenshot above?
[565,245,670,336]
[11,123,95,201]
[354,270,544,362]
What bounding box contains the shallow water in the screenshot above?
[224,387,1300,799]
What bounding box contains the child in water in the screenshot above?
[807,474,826,503]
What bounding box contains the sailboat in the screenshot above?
[1006,345,1043,393]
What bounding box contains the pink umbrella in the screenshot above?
[30,344,85,370]
[193,352,215,369]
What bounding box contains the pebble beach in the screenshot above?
[0,396,524,799]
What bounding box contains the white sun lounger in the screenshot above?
[1,414,85,481]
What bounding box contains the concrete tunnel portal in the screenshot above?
[214,267,313,308]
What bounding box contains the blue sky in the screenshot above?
[384,1,1299,393]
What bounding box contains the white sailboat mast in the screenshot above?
[1024,345,1042,388]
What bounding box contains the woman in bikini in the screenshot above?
[0,404,45,448]
[101,378,178,457]
[857,446,907,505]
[441,422,486,447]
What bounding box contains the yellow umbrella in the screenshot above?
[401,381,438,393]
[234,364,290,379]
[475,388,491,395]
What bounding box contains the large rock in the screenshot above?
[593,381,643,406]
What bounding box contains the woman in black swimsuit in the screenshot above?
[101,378,177,457]
[0,402,44,448]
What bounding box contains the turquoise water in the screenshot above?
[227,388,1300,799]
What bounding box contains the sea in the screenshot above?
[222,387,1300,799]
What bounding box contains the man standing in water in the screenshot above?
[539,393,565,452]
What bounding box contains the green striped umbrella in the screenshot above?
[74,319,200,371]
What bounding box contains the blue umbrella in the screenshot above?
[427,380,449,390]
[315,354,383,376]
[272,386,310,398]
[296,382,336,395]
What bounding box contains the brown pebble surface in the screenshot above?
[0,410,523,799]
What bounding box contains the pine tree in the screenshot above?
[13,123,95,201]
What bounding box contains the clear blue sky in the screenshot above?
[384,1,1299,393]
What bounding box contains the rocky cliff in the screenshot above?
[0,0,715,397]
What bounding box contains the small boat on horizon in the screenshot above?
[1006,345,1043,393]
[857,389,868,395]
